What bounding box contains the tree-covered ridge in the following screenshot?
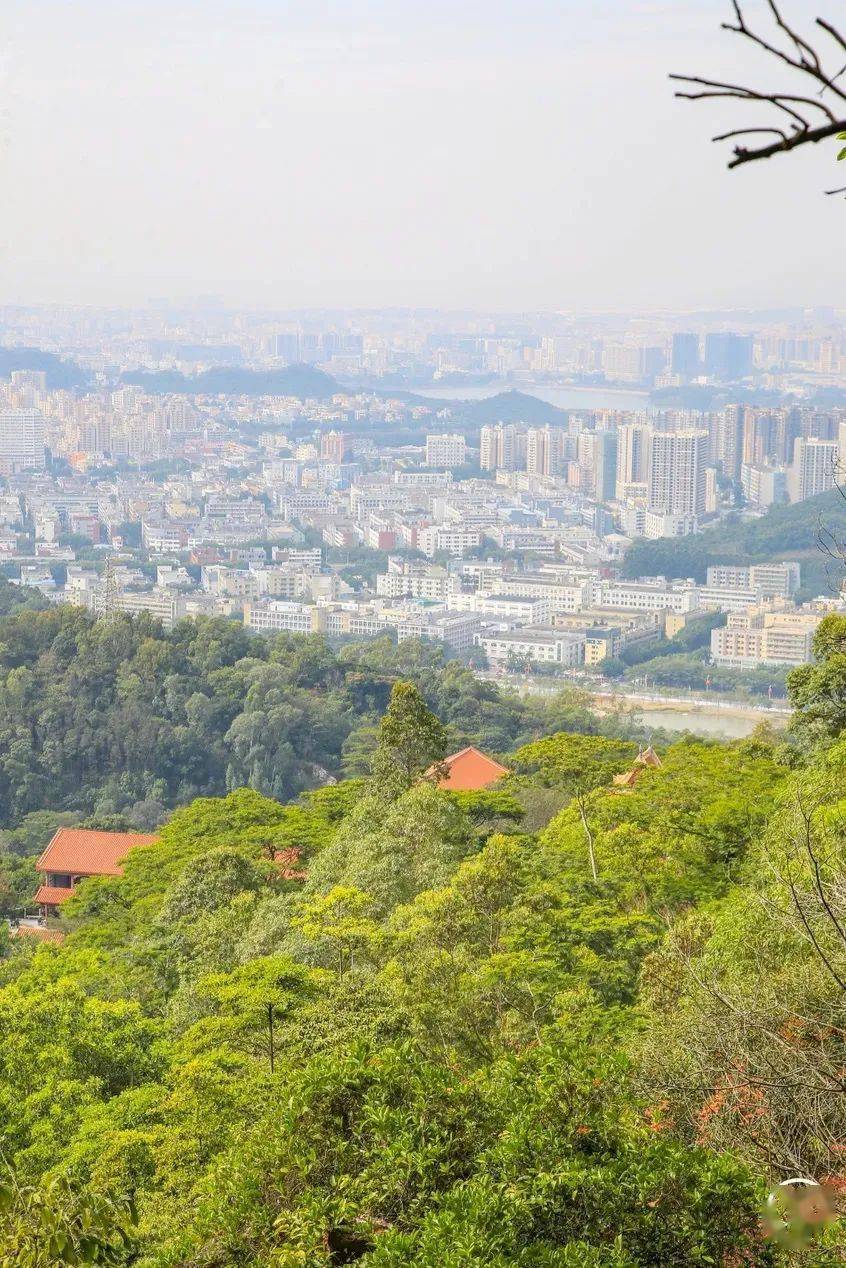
[0,345,87,389]
[120,363,342,398]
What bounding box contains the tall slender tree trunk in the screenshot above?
[577,794,598,882]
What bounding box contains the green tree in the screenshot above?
[142,1041,771,1268]
[0,810,81,858]
[291,886,379,979]
[299,782,475,923]
[0,611,820,1265]
[371,681,449,795]
[0,852,38,915]
[788,612,846,747]
[153,848,268,984]
[641,739,846,1190]
[514,733,638,880]
[0,1174,137,1268]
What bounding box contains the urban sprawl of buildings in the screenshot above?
[0,304,845,678]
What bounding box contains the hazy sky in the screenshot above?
[2,0,845,310]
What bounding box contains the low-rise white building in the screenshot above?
[643,510,700,539]
[487,575,591,613]
[112,588,181,628]
[393,470,453,488]
[477,627,586,667]
[417,525,482,558]
[700,584,765,613]
[590,578,701,614]
[375,569,455,602]
[424,612,485,653]
[451,592,554,625]
[243,601,318,634]
[705,561,800,599]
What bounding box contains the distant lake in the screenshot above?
[491,672,788,740]
[633,708,771,739]
[412,382,653,412]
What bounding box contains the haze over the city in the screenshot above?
[3,0,845,310]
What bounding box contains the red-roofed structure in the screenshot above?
[34,884,80,908]
[12,924,65,944]
[35,828,158,916]
[431,746,509,792]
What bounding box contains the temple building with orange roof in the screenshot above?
[430,746,509,792]
[35,827,159,917]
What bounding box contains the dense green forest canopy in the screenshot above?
[0,578,52,619]
[0,702,789,1264]
[2,611,846,1261]
[0,601,652,884]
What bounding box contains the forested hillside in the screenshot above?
[3,613,846,1262]
[0,604,650,915]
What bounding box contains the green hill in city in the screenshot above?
[623,486,846,598]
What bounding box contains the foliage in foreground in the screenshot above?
[3,621,846,1261]
[0,703,799,1263]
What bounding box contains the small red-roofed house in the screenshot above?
[430,746,509,792]
[35,828,158,917]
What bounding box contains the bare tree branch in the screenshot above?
[729,121,845,168]
[818,17,846,58]
[711,127,789,143]
[672,3,846,179]
[725,0,831,89]
[795,791,846,951]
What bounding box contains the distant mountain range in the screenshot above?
[0,348,573,421]
[119,368,571,425]
[3,347,843,414]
